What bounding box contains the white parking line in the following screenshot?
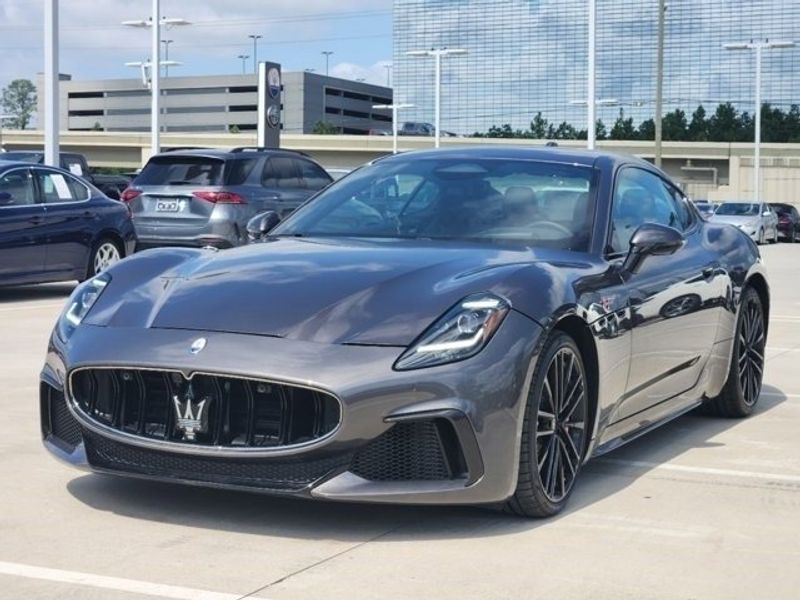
[771,315,800,322]
[597,459,800,484]
[0,561,244,600]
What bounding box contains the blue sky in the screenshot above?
[0,0,394,89]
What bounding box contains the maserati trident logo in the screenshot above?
[190,337,207,354]
[172,384,210,441]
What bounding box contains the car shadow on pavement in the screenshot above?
[66,385,788,541]
[0,282,76,304]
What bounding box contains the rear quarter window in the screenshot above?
[224,158,259,185]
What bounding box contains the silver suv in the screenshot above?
[122,147,332,249]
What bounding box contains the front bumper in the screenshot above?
[41,311,541,505]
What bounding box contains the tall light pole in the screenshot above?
[161,39,173,76]
[384,64,393,87]
[321,51,334,76]
[248,34,262,73]
[587,0,597,150]
[122,3,190,157]
[44,0,59,166]
[373,102,415,154]
[654,0,666,167]
[723,39,796,203]
[237,54,250,74]
[406,48,468,148]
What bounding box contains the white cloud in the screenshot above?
[330,60,392,86]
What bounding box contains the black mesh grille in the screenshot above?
[83,430,351,492]
[43,384,83,450]
[351,421,455,481]
[70,369,340,449]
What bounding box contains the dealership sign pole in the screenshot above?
[44,0,59,167]
[587,0,596,150]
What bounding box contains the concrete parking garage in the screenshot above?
[0,244,798,600]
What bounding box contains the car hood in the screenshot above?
[87,237,572,346]
[711,215,759,227]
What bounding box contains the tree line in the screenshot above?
[472,103,800,143]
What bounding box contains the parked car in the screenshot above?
[0,151,131,200]
[43,147,768,517]
[710,201,779,244]
[0,160,135,285]
[692,199,716,219]
[121,147,333,249]
[399,121,435,136]
[770,202,800,243]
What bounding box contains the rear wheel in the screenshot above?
[703,287,765,418]
[505,331,589,517]
[87,239,122,278]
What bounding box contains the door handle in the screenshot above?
[28,215,44,225]
[82,210,96,220]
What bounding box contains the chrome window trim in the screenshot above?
[65,365,344,458]
[32,167,92,205]
[0,166,38,209]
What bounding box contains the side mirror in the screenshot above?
[246,210,281,243]
[762,211,771,217]
[622,223,684,274]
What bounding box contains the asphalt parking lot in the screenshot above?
[1,243,799,600]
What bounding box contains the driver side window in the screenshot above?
[609,168,690,255]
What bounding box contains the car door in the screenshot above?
[607,167,726,425]
[0,167,47,282]
[33,167,96,277]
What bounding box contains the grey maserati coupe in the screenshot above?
[41,147,768,517]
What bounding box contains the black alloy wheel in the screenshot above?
[506,331,589,517]
[703,287,766,418]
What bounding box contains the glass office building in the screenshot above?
[393,0,800,135]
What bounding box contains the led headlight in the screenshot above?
[394,293,510,370]
[57,273,110,341]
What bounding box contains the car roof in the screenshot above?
[151,147,316,162]
[373,145,651,169]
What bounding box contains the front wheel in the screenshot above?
[702,287,765,418]
[505,331,589,517]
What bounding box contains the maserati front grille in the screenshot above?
[69,368,341,449]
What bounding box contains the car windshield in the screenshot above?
[273,157,595,251]
[715,202,759,216]
[135,156,225,186]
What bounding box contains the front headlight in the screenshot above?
[57,273,111,341]
[394,293,510,370]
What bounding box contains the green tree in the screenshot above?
[638,118,655,140]
[609,109,637,140]
[312,120,338,135]
[595,119,607,141]
[687,105,709,141]
[662,109,688,140]
[708,102,740,142]
[529,112,549,138]
[1,79,37,130]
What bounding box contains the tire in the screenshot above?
[770,228,778,244]
[703,287,765,418]
[505,331,590,517]
[757,228,765,245]
[86,238,122,279]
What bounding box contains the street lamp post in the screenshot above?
[723,39,796,203]
[384,64,392,87]
[406,48,468,148]
[237,54,250,74]
[587,0,596,150]
[321,51,334,76]
[248,34,262,73]
[122,2,190,157]
[372,102,415,154]
[44,0,59,166]
[654,0,666,167]
[161,39,173,76]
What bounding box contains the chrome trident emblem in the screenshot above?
[172,384,209,441]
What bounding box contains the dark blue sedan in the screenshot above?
[0,160,136,285]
